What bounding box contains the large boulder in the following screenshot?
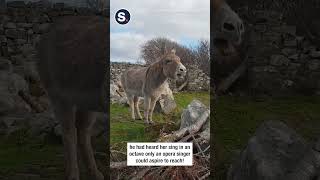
[180,100,209,141]
[228,120,320,180]
[110,81,127,104]
[0,70,29,114]
[154,82,177,114]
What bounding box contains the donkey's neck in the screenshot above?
[144,60,167,92]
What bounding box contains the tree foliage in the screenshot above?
[140,37,210,75]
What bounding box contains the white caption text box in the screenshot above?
[127,142,193,166]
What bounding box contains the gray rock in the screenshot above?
[283,79,294,87]
[281,25,296,36]
[8,73,28,94]
[281,48,296,57]
[110,82,127,104]
[288,54,299,61]
[5,29,26,39]
[33,23,50,34]
[13,16,26,23]
[1,116,19,128]
[4,22,16,29]
[7,1,26,8]
[228,120,320,180]
[10,55,24,65]
[39,23,51,33]
[155,88,176,114]
[180,100,209,130]
[28,112,56,136]
[252,66,278,73]
[0,35,7,43]
[15,39,27,45]
[27,29,33,35]
[16,23,33,29]
[270,55,290,66]
[284,40,297,48]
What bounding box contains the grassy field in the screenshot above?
[110,91,210,151]
[214,95,320,179]
[0,91,210,179]
[0,128,108,179]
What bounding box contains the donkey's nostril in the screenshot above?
[180,68,184,72]
[223,22,235,31]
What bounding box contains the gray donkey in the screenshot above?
[37,16,108,180]
[121,49,186,124]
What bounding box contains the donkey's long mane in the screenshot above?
[144,55,167,93]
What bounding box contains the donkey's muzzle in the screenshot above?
[176,63,187,78]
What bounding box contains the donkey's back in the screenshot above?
[120,66,148,97]
[37,16,109,111]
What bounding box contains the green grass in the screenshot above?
[0,131,65,179]
[110,91,210,150]
[0,129,108,179]
[214,95,320,179]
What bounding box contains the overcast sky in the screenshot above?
[110,0,210,63]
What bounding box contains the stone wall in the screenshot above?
[242,10,320,95]
[110,62,210,91]
[0,2,107,138]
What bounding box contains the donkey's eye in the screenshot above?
[165,59,171,64]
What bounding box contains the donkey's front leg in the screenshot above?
[53,103,79,180]
[134,96,143,120]
[144,96,151,124]
[128,96,135,120]
[148,97,157,124]
[76,110,104,180]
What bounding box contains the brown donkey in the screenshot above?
[121,49,186,124]
[37,16,108,180]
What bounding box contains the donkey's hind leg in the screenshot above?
[52,102,79,180]
[76,110,104,180]
[128,96,135,120]
[134,96,142,120]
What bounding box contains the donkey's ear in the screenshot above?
[162,44,168,54]
[213,0,224,14]
[171,49,176,54]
